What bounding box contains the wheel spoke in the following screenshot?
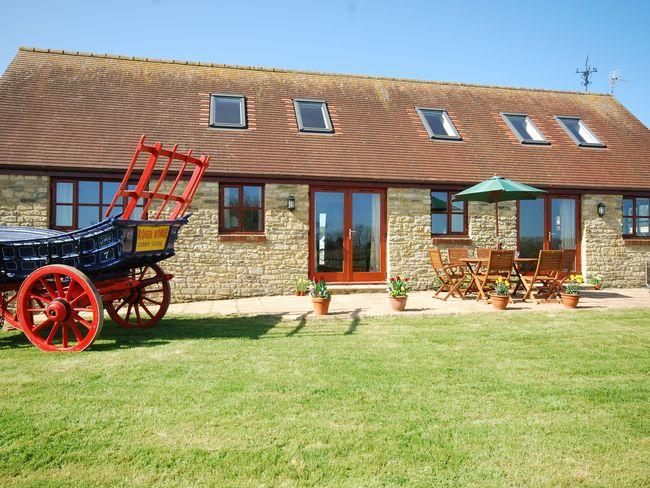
[114,300,127,313]
[61,323,69,348]
[142,288,163,295]
[53,274,65,298]
[69,321,84,343]
[125,303,133,324]
[65,280,77,300]
[29,292,52,305]
[134,304,142,325]
[71,311,94,330]
[45,322,60,344]
[141,302,155,319]
[69,292,89,307]
[32,317,53,333]
[39,278,57,299]
[143,297,163,306]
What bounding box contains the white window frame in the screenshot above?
[209,93,247,129]
[501,112,550,145]
[554,115,605,147]
[293,99,334,133]
[416,108,462,140]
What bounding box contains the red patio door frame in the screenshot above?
[309,186,387,283]
[517,193,582,270]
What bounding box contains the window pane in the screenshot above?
[506,114,544,142]
[103,205,123,219]
[623,198,634,216]
[297,101,329,130]
[451,199,464,213]
[431,214,447,234]
[636,198,649,217]
[56,182,73,203]
[560,117,584,143]
[55,205,73,227]
[451,214,464,233]
[102,182,121,204]
[559,117,601,145]
[622,217,633,235]
[223,187,239,207]
[243,186,262,208]
[242,209,262,232]
[212,96,244,126]
[431,192,448,212]
[223,208,239,229]
[637,218,650,237]
[420,109,458,138]
[78,206,100,228]
[79,181,100,204]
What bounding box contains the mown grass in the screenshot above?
[0,308,648,487]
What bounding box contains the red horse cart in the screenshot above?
[0,136,210,351]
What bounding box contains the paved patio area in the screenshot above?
[168,288,650,321]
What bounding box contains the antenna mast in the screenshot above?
[608,69,629,95]
[576,56,598,92]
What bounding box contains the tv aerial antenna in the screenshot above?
[608,69,629,95]
[576,56,597,92]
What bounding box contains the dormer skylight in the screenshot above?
[210,93,246,128]
[555,116,605,147]
[501,113,549,145]
[293,99,333,133]
[416,108,461,140]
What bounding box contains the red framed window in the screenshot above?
[431,190,467,235]
[623,196,649,238]
[219,184,265,233]
[51,178,145,230]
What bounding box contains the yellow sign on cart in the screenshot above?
[135,225,170,252]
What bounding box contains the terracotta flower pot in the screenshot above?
[561,294,580,308]
[312,297,331,315]
[491,295,509,310]
[594,284,602,290]
[295,291,301,296]
[389,295,408,311]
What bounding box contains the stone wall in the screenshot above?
[0,175,49,227]
[165,182,310,301]
[386,188,434,290]
[582,194,650,288]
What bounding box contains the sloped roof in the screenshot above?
[0,47,649,190]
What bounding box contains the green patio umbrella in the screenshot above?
[453,176,546,247]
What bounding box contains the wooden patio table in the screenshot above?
[459,257,537,300]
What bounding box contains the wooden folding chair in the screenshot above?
[476,247,491,260]
[554,249,577,301]
[520,250,563,303]
[428,248,465,300]
[475,250,515,303]
[448,248,470,271]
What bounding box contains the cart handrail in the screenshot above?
[105,135,211,221]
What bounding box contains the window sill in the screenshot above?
[218,234,267,243]
[623,238,650,246]
[431,236,472,245]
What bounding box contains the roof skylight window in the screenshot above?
[501,113,549,145]
[210,94,246,128]
[555,116,605,147]
[416,108,461,140]
[293,99,333,133]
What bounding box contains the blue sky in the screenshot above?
[1,0,649,126]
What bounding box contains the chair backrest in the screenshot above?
[476,247,491,260]
[535,250,563,274]
[559,249,576,273]
[448,248,469,266]
[428,248,445,270]
[487,250,515,275]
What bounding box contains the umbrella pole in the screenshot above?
[495,201,500,249]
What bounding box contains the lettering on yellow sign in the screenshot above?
[135,225,170,252]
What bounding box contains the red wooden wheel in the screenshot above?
[17,265,103,352]
[105,264,171,329]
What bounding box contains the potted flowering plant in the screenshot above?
[490,276,510,310]
[561,274,583,308]
[387,276,410,311]
[295,276,309,296]
[589,274,603,290]
[309,278,331,315]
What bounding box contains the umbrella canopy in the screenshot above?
[453,176,546,247]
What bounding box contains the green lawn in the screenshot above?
[0,309,648,487]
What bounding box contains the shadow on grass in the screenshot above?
[0,311,366,352]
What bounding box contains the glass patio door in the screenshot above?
[518,195,580,266]
[311,188,385,282]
